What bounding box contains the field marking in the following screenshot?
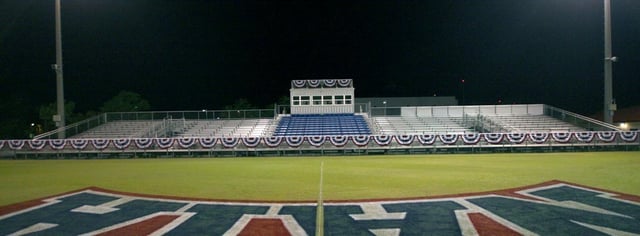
[316,161,324,236]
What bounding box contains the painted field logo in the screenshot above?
[1,180,639,235]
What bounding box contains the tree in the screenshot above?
[100,91,151,113]
[38,101,77,132]
[224,98,256,110]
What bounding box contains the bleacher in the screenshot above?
[273,113,371,136]
[175,119,274,137]
[373,116,472,135]
[483,115,585,133]
[71,120,162,138]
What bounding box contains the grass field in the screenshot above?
[1,151,639,206]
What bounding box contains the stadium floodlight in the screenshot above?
[603,0,615,124]
[53,0,66,138]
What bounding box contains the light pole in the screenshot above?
[53,0,66,138]
[603,0,616,124]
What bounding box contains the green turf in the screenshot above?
[1,151,639,206]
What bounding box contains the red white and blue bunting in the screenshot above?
[242,137,261,148]
[199,137,217,148]
[9,140,25,150]
[324,79,336,87]
[308,80,321,88]
[91,139,110,150]
[292,80,306,88]
[461,133,481,145]
[329,136,349,147]
[597,131,616,143]
[484,133,504,144]
[134,138,154,149]
[373,135,393,146]
[264,136,283,147]
[337,79,352,87]
[2,131,639,152]
[395,135,414,146]
[439,134,458,145]
[574,132,594,143]
[177,137,196,148]
[71,139,89,150]
[156,138,174,149]
[352,135,370,146]
[620,131,638,143]
[285,136,304,147]
[417,134,436,145]
[551,132,572,143]
[114,139,131,150]
[28,140,47,150]
[221,137,239,148]
[49,139,66,150]
[507,133,526,144]
[307,136,326,147]
[529,133,549,144]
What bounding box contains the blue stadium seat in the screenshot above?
[274,114,371,136]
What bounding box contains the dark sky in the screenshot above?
[1,0,639,119]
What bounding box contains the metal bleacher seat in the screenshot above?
[273,113,371,136]
[372,116,472,135]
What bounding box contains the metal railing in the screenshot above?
[34,109,277,139]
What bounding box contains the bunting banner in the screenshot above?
[8,140,25,150]
[134,138,154,149]
[439,134,458,145]
[242,137,261,148]
[417,134,436,145]
[70,139,89,150]
[506,133,526,144]
[597,131,616,143]
[373,135,393,146]
[285,136,304,147]
[221,137,239,148]
[551,132,572,143]
[0,140,4,150]
[264,136,283,147]
[323,79,336,87]
[113,139,131,150]
[337,79,352,87]
[156,138,174,149]
[529,133,549,144]
[329,136,349,147]
[177,137,196,148]
[49,139,67,150]
[199,137,217,148]
[307,136,326,147]
[484,133,504,144]
[352,135,370,146]
[395,135,414,146]
[619,131,638,143]
[461,133,481,145]
[574,132,594,143]
[308,80,321,88]
[28,140,47,150]
[91,139,110,150]
[292,80,306,88]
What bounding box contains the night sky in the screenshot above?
[1,0,639,121]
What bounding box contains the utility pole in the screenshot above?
[53,0,66,138]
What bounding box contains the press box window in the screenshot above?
[345,95,352,105]
[323,96,332,105]
[313,96,322,105]
[335,95,344,105]
[301,96,310,105]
